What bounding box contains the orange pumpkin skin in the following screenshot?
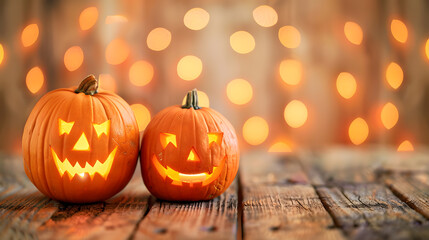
[22,75,139,203]
[140,90,239,201]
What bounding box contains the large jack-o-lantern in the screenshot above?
[22,75,139,203]
[141,89,239,201]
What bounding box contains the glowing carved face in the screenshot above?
[51,118,117,180]
[152,132,224,187]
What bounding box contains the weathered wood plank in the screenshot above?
[0,187,58,239]
[385,174,429,220]
[317,183,427,229]
[134,181,238,240]
[37,176,150,240]
[241,152,345,240]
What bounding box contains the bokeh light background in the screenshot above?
[0,0,428,155]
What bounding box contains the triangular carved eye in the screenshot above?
[160,133,177,149]
[59,119,74,135]
[208,132,223,146]
[93,120,110,137]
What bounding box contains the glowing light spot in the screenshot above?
[268,141,292,153]
[181,90,209,107]
[386,62,403,90]
[105,39,130,65]
[425,39,429,61]
[278,26,301,49]
[243,116,269,145]
[381,102,398,129]
[160,133,177,149]
[184,8,210,30]
[79,7,98,31]
[59,119,75,135]
[177,55,203,81]
[105,15,128,24]
[391,19,408,43]
[336,72,357,99]
[397,140,414,152]
[147,27,171,51]
[129,60,154,87]
[73,133,90,151]
[284,100,308,128]
[98,74,117,92]
[93,120,110,137]
[187,148,200,162]
[131,104,151,131]
[21,24,39,47]
[230,31,255,54]
[348,118,369,145]
[26,67,44,94]
[226,79,253,105]
[208,132,223,146]
[64,46,84,71]
[253,5,278,27]
[279,59,303,86]
[344,21,363,45]
[0,44,4,65]
[79,173,85,177]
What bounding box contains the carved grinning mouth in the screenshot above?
[152,155,225,187]
[51,146,118,180]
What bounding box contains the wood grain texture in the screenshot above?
[134,181,238,240]
[385,174,429,220]
[37,176,150,240]
[241,152,345,240]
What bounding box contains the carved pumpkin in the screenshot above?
[22,75,139,203]
[141,89,239,201]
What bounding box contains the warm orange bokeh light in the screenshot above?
[268,141,292,153]
[0,44,4,65]
[147,27,172,51]
[385,62,403,90]
[177,55,203,81]
[129,60,154,87]
[344,21,363,45]
[278,26,301,49]
[243,116,269,145]
[184,8,210,30]
[105,39,130,65]
[279,59,303,86]
[182,90,210,107]
[336,72,357,99]
[226,79,253,105]
[381,102,399,130]
[98,74,117,92]
[253,5,278,27]
[284,100,308,128]
[105,15,128,24]
[79,7,98,31]
[21,24,39,47]
[131,104,151,131]
[26,66,44,94]
[64,46,84,71]
[425,39,429,61]
[391,19,408,43]
[397,140,414,152]
[348,118,369,145]
[230,31,255,54]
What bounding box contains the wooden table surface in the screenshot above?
[1,147,428,240]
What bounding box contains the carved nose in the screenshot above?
[73,133,90,151]
[187,148,200,162]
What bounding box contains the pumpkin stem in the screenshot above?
[75,74,98,95]
[181,89,201,110]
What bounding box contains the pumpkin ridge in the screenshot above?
[44,92,72,198]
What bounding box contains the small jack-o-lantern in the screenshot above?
[141,89,239,201]
[22,75,139,203]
